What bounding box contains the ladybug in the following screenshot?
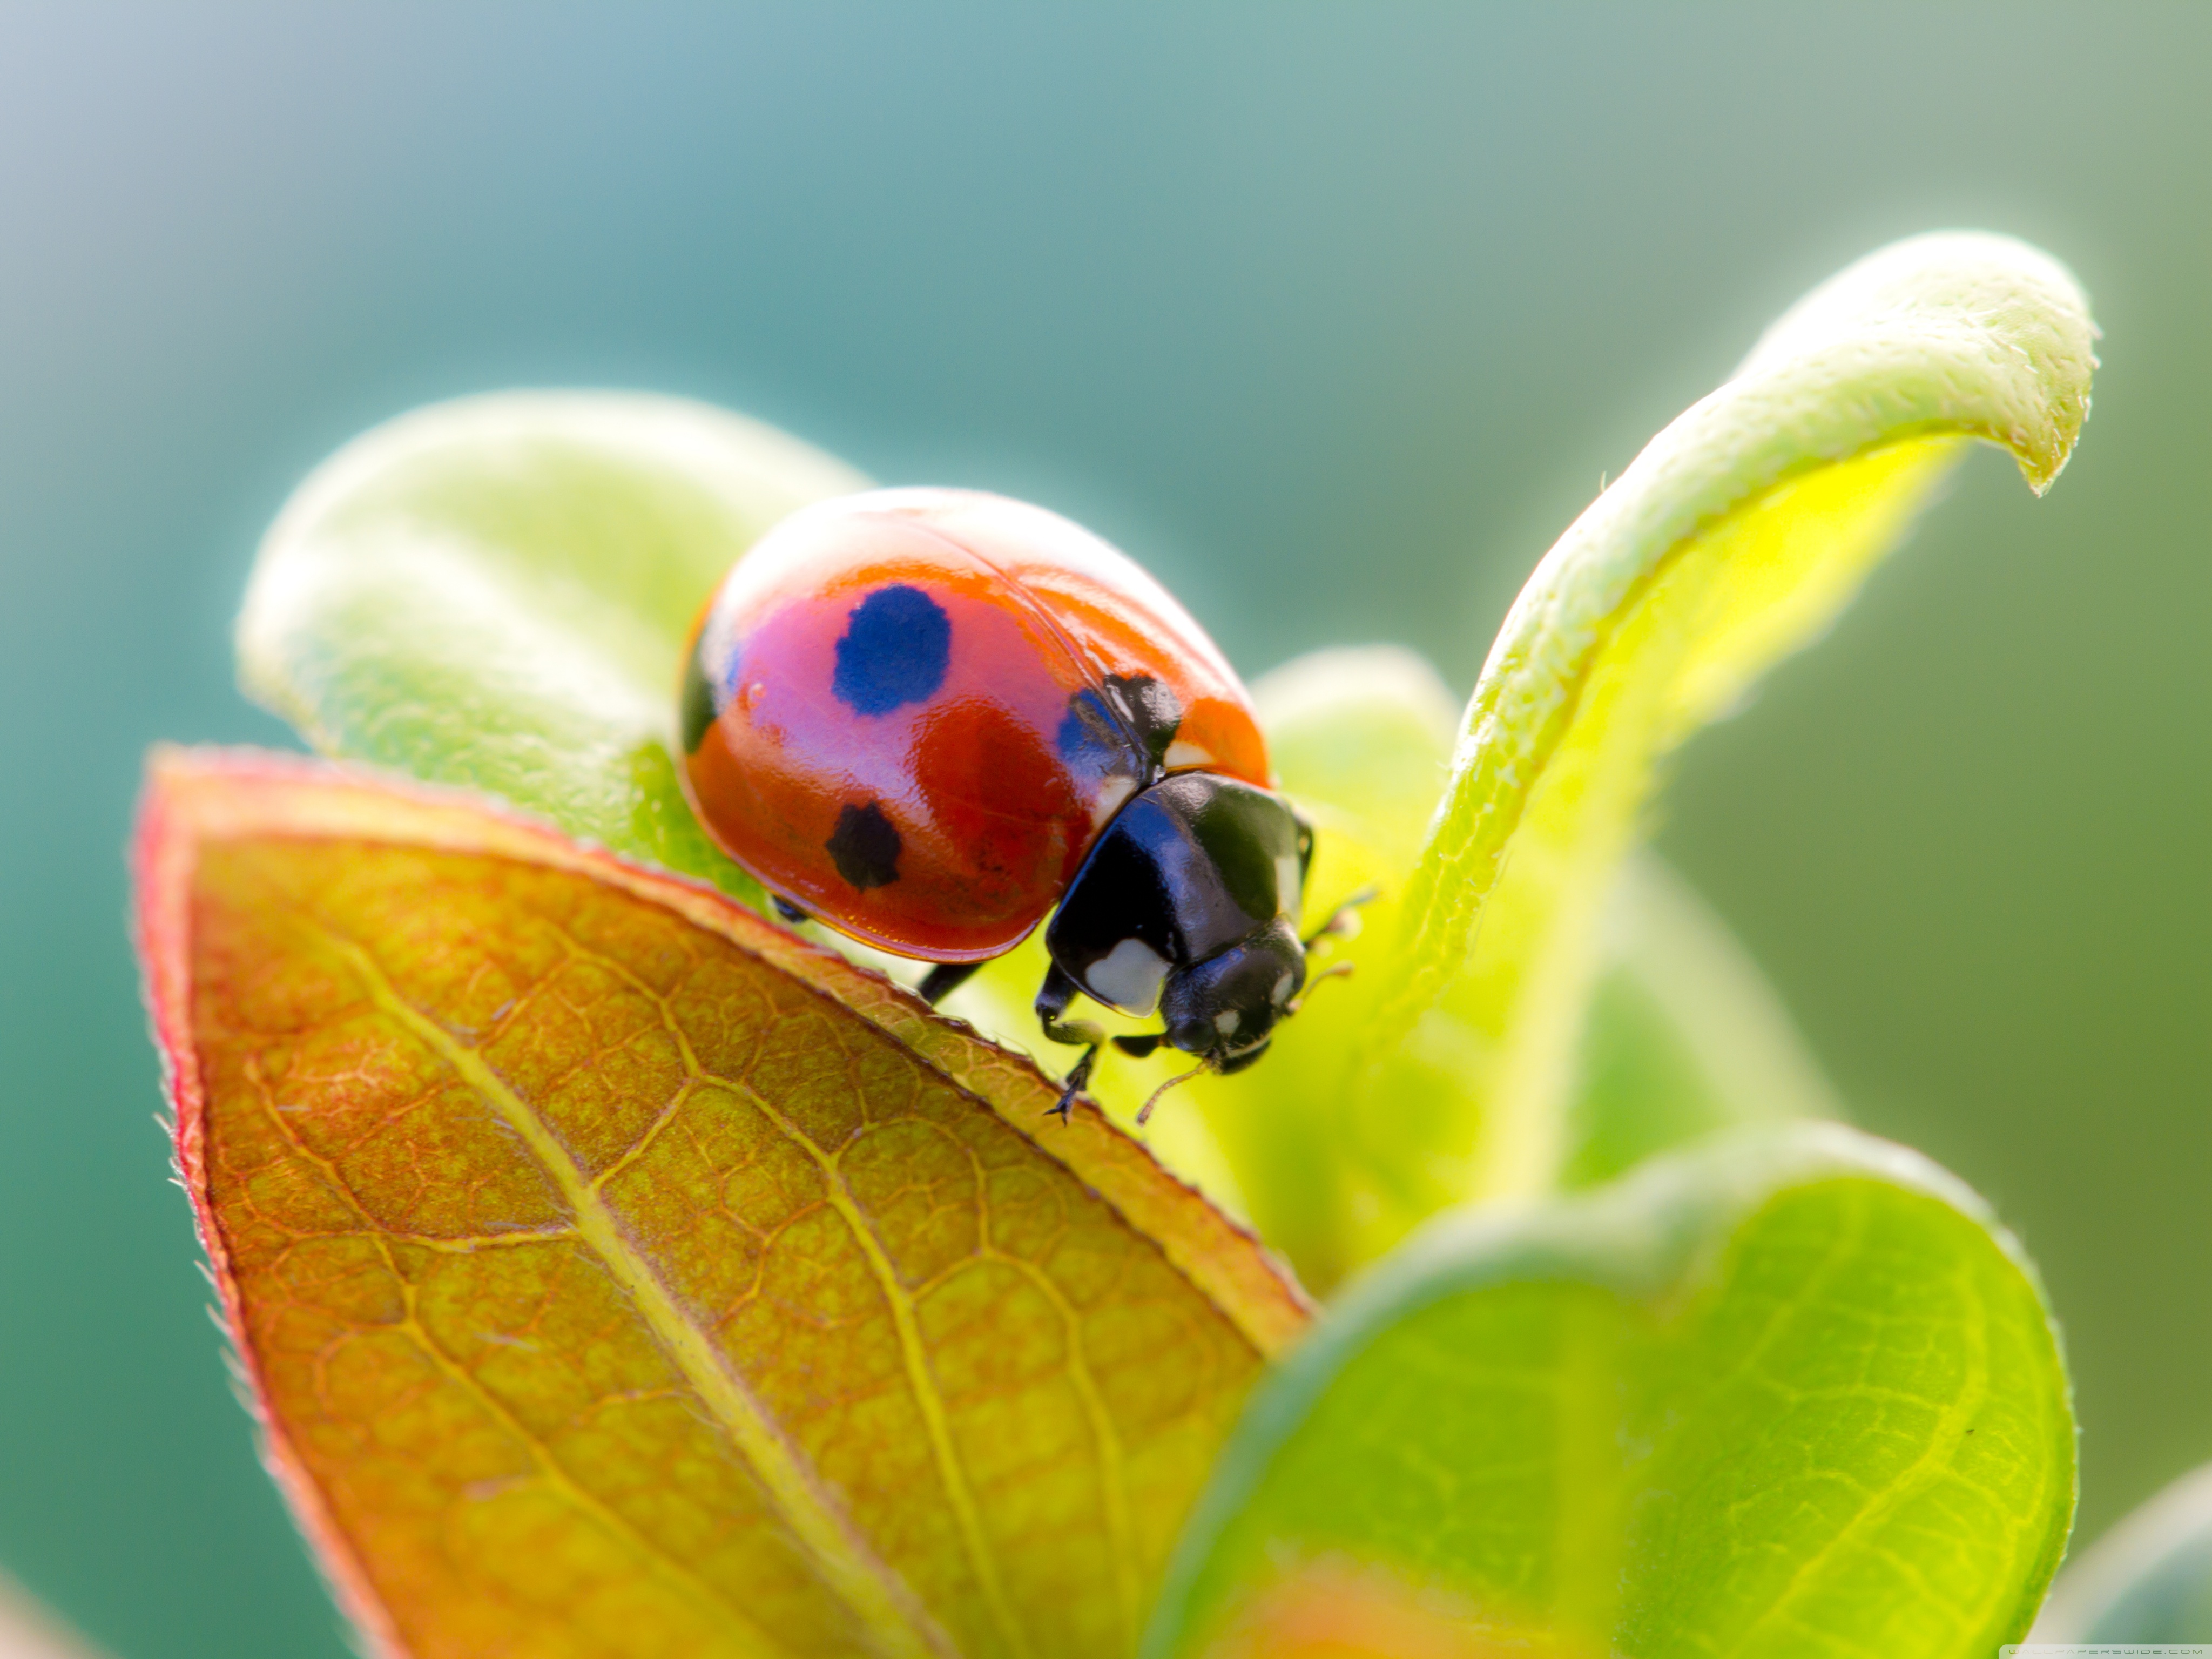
[677,488,1358,1120]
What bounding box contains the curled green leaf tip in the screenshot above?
[1736,230,2096,493]
[1351,230,2095,1229]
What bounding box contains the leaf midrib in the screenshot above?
[1717,1246,2002,1653]
[582,932,1147,1658]
[322,927,957,1659]
[237,1049,797,1657]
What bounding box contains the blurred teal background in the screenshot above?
[1,5,2206,1654]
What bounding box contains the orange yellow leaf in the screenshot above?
[135,748,1307,1659]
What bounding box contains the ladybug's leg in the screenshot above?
[917,962,980,1006]
[1035,962,1106,1122]
[1303,884,1380,950]
[1278,886,1382,1015]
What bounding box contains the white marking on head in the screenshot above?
[1272,970,1296,1008]
[1276,853,1302,915]
[1090,773,1139,828]
[1087,937,1169,1014]
[1213,1009,1241,1036]
[1163,739,1211,770]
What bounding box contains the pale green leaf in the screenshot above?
[236,390,867,903]
[1341,232,2095,1257]
[1562,852,1841,1190]
[1143,1123,2076,1659]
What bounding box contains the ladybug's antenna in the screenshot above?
[1135,1057,1212,1126]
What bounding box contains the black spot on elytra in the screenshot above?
[1055,672,1183,777]
[679,646,720,754]
[833,585,950,715]
[826,800,903,889]
[1114,673,1184,766]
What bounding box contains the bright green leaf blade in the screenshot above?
[237,391,868,903]
[1349,232,2096,1239]
[1562,853,1841,1190]
[1143,1123,2076,1659]
[2033,1465,2212,1643]
[1202,665,1844,1284]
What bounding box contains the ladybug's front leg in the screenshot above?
[1034,962,1105,1122]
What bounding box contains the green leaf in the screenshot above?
[237,391,868,905]
[1342,232,2096,1252]
[1562,853,1841,1191]
[1142,1123,2076,1659]
[2033,1464,2212,1643]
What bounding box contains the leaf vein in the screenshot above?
[241,1053,799,1657]
[319,925,955,1659]
[579,938,1033,1659]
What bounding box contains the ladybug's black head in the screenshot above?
[1046,771,1316,1091]
[1158,918,1306,1073]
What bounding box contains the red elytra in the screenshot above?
[678,488,1272,961]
